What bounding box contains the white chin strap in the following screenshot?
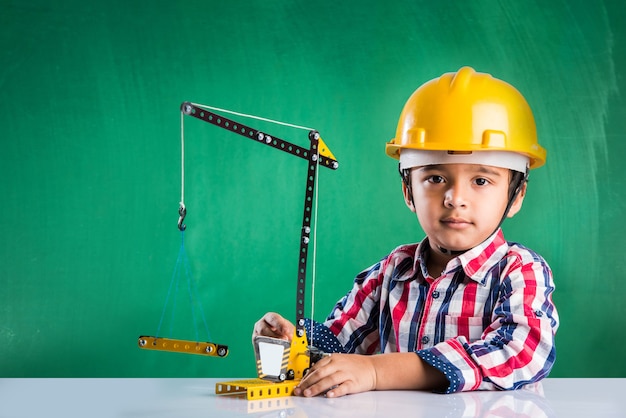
[399,149,529,173]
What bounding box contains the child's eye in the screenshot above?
[474,178,489,186]
[427,175,445,184]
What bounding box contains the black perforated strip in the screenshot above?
[181,102,338,170]
[294,131,320,336]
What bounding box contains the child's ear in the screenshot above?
[506,181,527,218]
[402,182,416,212]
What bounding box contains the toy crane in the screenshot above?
[141,101,339,400]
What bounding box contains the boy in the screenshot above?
[253,67,559,397]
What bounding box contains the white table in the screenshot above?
[0,378,624,417]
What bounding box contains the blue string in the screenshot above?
[155,231,185,338]
[183,249,211,341]
[168,259,181,339]
[155,230,212,342]
[184,247,199,342]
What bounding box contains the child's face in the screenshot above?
[403,163,524,253]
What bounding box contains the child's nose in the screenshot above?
[444,184,468,208]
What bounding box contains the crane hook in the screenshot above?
[178,203,187,231]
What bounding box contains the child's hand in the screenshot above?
[252,312,295,342]
[293,353,377,398]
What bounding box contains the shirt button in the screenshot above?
[421,336,430,345]
[432,290,440,299]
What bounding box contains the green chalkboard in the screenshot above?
[1,0,625,379]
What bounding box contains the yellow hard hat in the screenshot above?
[386,67,546,171]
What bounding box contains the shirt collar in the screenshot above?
[456,229,509,284]
[412,229,509,285]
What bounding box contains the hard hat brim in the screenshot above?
[398,149,530,173]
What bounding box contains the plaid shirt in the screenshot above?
[307,229,558,393]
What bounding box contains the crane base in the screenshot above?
[215,378,300,400]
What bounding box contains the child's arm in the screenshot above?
[251,313,447,397]
[294,352,448,398]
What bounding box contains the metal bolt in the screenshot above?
[303,226,311,234]
[298,319,305,327]
[265,135,272,144]
[183,103,192,114]
[205,345,214,353]
[139,339,147,347]
[257,132,264,141]
[303,236,309,244]
[297,329,305,337]
[218,347,227,357]
[332,161,339,169]
[311,154,318,162]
